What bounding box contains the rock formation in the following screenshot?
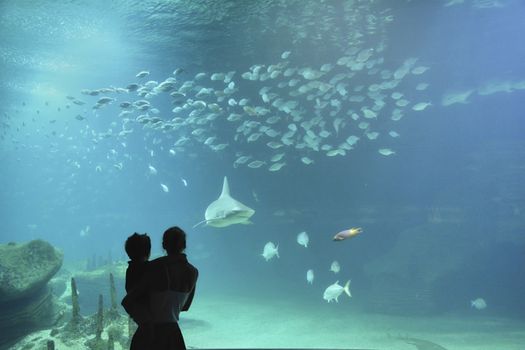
[0,239,63,347]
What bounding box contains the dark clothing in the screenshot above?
[125,260,150,325]
[130,323,186,350]
[125,260,149,292]
[122,253,198,350]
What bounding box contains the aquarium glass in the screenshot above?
[0,0,524,349]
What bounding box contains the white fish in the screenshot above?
[366,131,379,140]
[79,225,90,237]
[296,231,309,248]
[281,51,291,59]
[248,160,265,168]
[391,92,403,100]
[396,99,410,107]
[195,72,207,80]
[441,89,474,106]
[326,149,345,157]
[358,121,369,130]
[388,131,400,138]
[211,72,225,81]
[136,70,149,78]
[411,66,429,75]
[160,183,169,193]
[412,102,432,111]
[270,153,285,162]
[268,162,286,172]
[261,242,279,261]
[181,178,188,187]
[148,164,158,175]
[330,261,341,274]
[323,280,351,303]
[471,298,487,310]
[247,132,262,142]
[378,148,395,156]
[234,155,251,166]
[346,135,359,146]
[306,269,314,284]
[301,156,314,165]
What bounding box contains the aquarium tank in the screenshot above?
[0,0,524,349]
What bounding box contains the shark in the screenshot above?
[193,176,255,228]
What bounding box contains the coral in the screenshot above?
[71,278,80,323]
[127,316,137,347]
[84,294,105,350]
[106,323,123,345]
[96,294,104,339]
[107,333,115,350]
[107,273,119,320]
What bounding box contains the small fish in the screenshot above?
[333,227,363,241]
[471,298,487,310]
[270,153,285,162]
[330,261,341,274]
[306,269,314,284]
[136,70,150,78]
[323,280,351,303]
[301,157,314,165]
[181,178,188,187]
[378,148,395,156]
[248,160,265,168]
[411,66,430,75]
[268,162,286,172]
[281,51,291,59]
[160,183,169,193]
[296,231,309,248]
[79,225,90,237]
[148,164,158,175]
[261,242,279,261]
[412,102,432,111]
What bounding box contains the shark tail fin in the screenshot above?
[343,280,352,297]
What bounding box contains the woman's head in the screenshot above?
[162,226,186,254]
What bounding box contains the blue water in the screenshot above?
[0,0,524,345]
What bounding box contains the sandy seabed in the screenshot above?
[10,293,525,350]
[181,294,525,350]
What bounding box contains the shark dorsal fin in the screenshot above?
[220,176,230,198]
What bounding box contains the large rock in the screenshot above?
[0,239,63,302]
[0,240,63,348]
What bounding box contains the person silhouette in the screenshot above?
[123,232,152,343]
[122,226,198,350]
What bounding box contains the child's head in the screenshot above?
[125,232,151,261]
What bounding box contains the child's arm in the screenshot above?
[121,272,150,319]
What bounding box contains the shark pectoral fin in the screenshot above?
[192,219,209,228]
[240,220,253,225]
